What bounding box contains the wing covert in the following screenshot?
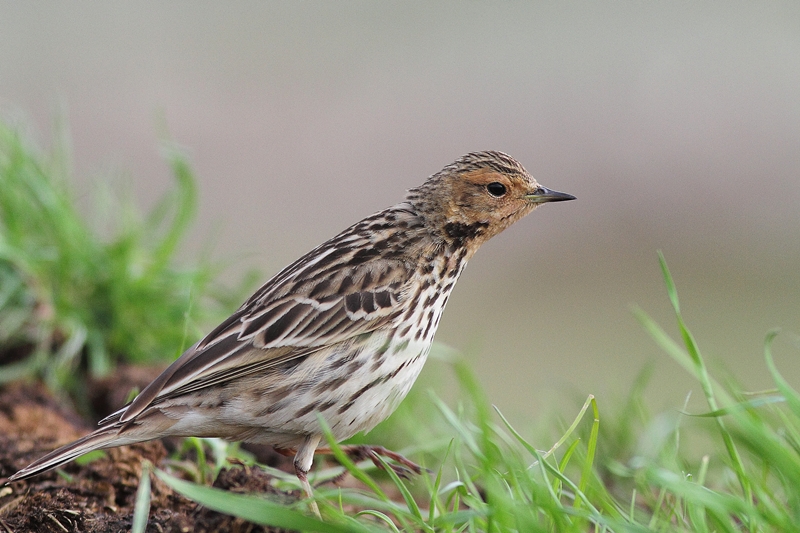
[119,258,413,422]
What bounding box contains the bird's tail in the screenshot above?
[7,425,136,483]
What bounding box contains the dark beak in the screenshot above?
[525,186,576,204]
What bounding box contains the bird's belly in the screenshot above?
[213,332,432,444]
[326,340,430,440]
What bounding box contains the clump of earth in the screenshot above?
[0,373,299,533]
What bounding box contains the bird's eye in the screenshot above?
[486,182,507,197]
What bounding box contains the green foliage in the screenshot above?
[160,254,800,532]
[0,120,238,405]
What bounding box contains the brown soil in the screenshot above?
[0,380,299,533]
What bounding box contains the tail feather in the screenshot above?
[7,425,136,483]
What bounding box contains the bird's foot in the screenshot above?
[331,445,425,479]
[276,443,425,492]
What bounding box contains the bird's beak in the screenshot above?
[525,186,576,204]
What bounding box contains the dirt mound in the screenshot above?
[0,383,295,532]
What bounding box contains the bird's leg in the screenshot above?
[293,435,321,518]
[318,444,424,478]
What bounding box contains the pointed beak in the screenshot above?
[525,186,576,204]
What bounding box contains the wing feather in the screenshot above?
[119,243,415,423]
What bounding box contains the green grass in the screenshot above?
[4,117,800,531]
[151,256,800,532]
[0,119,248,410]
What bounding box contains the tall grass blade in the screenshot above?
[155,469,371,533]
[131,462,152,533]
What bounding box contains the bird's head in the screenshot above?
[407,151,575,252]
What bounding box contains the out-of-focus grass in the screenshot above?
[0,119,248,410]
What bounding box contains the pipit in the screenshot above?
[7,151,574,512]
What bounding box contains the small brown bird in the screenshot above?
[8,151,574,508]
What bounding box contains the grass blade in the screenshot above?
[131,462,152,533]
[155,468,370,533]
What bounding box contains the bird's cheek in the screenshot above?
[497,202,522,220]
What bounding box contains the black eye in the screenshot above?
[486,182,507,197]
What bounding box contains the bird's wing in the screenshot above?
[116,252,414,423]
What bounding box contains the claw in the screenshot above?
[274,444,426,491]
[330,445,426,478]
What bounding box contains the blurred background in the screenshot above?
[1,2,798,424]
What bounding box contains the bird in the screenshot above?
[6,150,574,513]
